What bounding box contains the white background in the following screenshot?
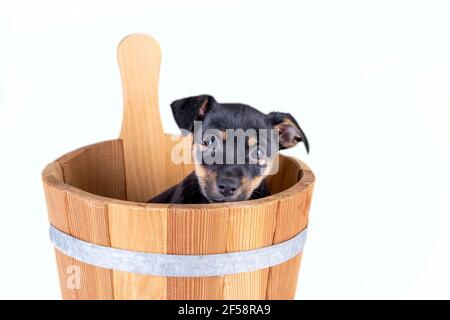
[1,0,450,299]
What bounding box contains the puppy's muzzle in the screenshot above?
[217,176,240,197]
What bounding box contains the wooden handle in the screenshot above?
[118,33,164,139]
[118,33,166,201]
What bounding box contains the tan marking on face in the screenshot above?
[194,163,217,196]
[195,162,206,178]
[221,129,227,141]
[241,176,250,190]
[241,175,264,198]
[255,150,274,168]
[205,167,217,180]
[240,159,274,198]
[248,135,257,147]
[241,176,252,198]
[261,159,274,176]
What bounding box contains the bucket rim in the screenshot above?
[42,139,315,210]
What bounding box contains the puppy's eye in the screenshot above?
[203,135,216,146]
[250,146,266,162]
[256,148,264,158]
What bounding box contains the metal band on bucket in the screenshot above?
[49,225,307,277]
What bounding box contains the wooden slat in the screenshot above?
[54,251,114,300]
[43,163,69,233]
[167,205,228,300]
[58,139,126,200]
[58,140,123,299]
[265,255,303,299]
[66,191,112,247]
[53,249,77,299]
[223,200,278,299]
[266,161,314,300]
[43,165,114,299]
[108,201,168,299]
[64,190,114,299]
[265,197,306,301]
[43,165,73,299]
[223,268,272,299]
[43,140,126,299]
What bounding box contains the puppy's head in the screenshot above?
[171,94,309,202]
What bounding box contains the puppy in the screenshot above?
[148,95,309,204]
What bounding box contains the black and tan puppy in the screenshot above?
[148,95,309,204]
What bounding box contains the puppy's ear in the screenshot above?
[170,95,215,133]
[268,112,309,153]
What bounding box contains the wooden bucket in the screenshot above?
[42,33,315,300]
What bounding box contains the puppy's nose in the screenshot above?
[217,177,240,197]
